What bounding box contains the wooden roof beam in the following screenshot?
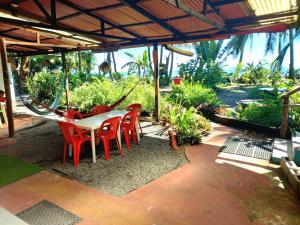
[102,15,191,31]
[33,0,51,21]
[0,14,133,42]
[212,0,247,7]
[206,0,226,23]
[57,3,123,21]
[56,0,143,39]
[164,0,223,29]
[121,0,185,37]
[6,40,78,49]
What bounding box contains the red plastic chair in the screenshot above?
[58,121,91,167]
[127,103,143,137]
[92,105,110,115]
[63,109,83,122]
[0,97,6,103]
[96,116,122,160]
[121,110,139,149]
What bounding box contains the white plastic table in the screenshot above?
[73,110,140,163]
[0,102,8,128]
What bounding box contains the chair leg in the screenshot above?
[73,143,79,167]
[116,137,123,156]
[102,138,111,160]
[63,142,67,162]
[131,128,138,144]
[139,122,144,137]
[123,129,131,149]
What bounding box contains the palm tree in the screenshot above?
[122,50,149,77]
[223,34,253,80]
[266,28,299,79]
[111,52,117,73]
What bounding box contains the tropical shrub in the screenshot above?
[26,70,62,104]
[161,103,211,145]
[70,76,154,113]
[239,62,271,84]
[167,81,222,116]
[236,98,282,127]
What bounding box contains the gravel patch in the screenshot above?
[1,120,189,196]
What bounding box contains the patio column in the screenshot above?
[0,38,14,138]
[153,43,159,122]
[61,52,70,110]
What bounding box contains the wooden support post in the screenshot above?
[0,39,14,138]
[280,96,289,138]
[153,43,159,122]
[61,52,69,109]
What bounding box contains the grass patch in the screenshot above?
[0,154,42,187]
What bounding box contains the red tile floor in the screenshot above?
[0,122,300,225]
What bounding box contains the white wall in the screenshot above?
[0,54,16,102]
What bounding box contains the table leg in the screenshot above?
[91,130,96,163]
[69,128,73,157]
[1,104,8,124]
[117,125,122,149]
[68,144,72,157]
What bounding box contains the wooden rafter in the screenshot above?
[121,0,185,37]
[56,0,142,39]
[57,3,123,21]
[164,0,223,29]
[5,40,78,49]
[212,0,247,7]
[206,0,226,23]
[33,0,51,21]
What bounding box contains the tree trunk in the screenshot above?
[147,46,153,72]
[107,52,112,77]
[289,28,295,80]
[165,52,170,75]
[160,45,163,65]
[169,51,174,77]
[111,51,117,73]
[19,56,29,91]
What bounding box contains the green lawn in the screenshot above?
[0,154,42,187]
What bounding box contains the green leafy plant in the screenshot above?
[167,81,222,116]
[70,76,154,113]
[26,70,62,104]
[161,104,211,145]
[236,98,282,127]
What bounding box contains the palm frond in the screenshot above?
[271,43,290,71]
[265,33,278,55]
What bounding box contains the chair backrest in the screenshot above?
[98,116,121,139]
[0,97,6,103]
[63,109,83,122]
[127,103,142,111]
[92,105,110,115]
[121,110,138,128]
[58,121,83,143]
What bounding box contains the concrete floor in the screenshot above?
[0,122,300,225]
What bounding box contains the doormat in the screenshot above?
[220,137,273,160]
[17,200,81,225]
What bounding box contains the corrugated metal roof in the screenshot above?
[0,0,298,55]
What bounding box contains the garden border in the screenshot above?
[209,114,282,138]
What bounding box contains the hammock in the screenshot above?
[15,76,65,116]
[48,79,142,118]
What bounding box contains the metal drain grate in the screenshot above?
[220,137,272,160]
[17,200,81,225]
